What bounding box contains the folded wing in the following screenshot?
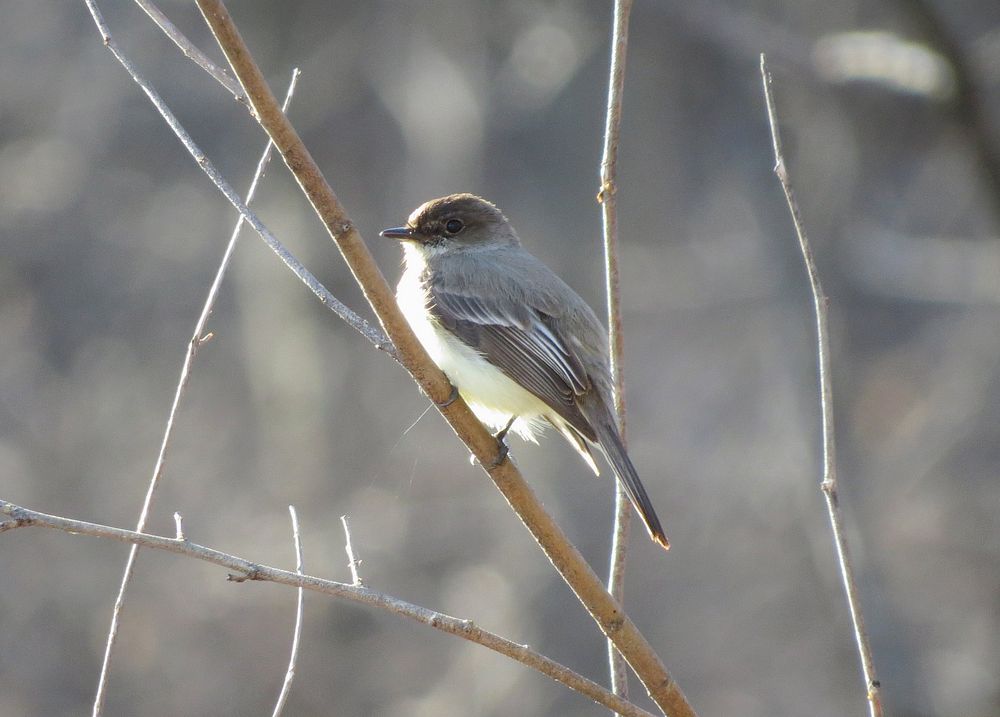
[429,287,597,443]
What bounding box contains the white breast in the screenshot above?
[396,244,551,440]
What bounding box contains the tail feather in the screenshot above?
[549,418,600,476]
[589,410,669,550]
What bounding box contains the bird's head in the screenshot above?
[380,193,519,252]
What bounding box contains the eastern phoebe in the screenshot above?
[381,194,668,550]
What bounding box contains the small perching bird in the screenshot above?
[381,194,668,550]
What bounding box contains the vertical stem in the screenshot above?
[270,505,305,717]
[599,0,635,711]
[760,55,884,717]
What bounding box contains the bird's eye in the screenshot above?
[444,218,464,235]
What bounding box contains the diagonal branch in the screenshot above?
[760,54,884,717]
[83,0,395,361]
[0,499,655,717]
[598,0,638,711]
[89,65,301,717]
[134,0,248,106]
[194,2,695,714]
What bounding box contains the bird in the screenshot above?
[380,193,668,550]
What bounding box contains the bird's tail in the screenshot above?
[589,407,669,551]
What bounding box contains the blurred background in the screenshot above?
[1,1,998,715]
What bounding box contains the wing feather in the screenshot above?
[430,288,595,441]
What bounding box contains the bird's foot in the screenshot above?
[485,416,516,469]
[435,383,460,408]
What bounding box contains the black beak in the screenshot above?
[380,226,414,240]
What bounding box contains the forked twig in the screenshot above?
[89,63,302,717]
[760,54,883,717]
[83,0,395,361]
[270,506,305,717]
[0,499,655,717]
[133,0,247,105]
[598,0,637,710]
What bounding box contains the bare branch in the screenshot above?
[598,0,637,711]
[1,498,655,717]
[760,54,884,717]
[87,56,302,717]
[133,0,248,106]
[271,506,305,717]
[83,0,396,362]
[340,515,363,587]
[194,3,695,714]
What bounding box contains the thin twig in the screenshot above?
[83,0,396,362]
[0,499,655,717]
[760,54,884,717]
[88,60,301,717]
[598,0,637,711]
[340,515,363,587]
[88,59,301,717]
[271,506,305,717]
[194,3,695,714]
[133,0,248,106]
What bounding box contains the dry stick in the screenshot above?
[271,506,305,717]
[88,63,302,717]
[598,0,638,712]
[133,0,247,106]
[83,0,395,361]
[760,55,884,717]
[0,500,655,717]
[194,3,695,715]
[340,515,363,587]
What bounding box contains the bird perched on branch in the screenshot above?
[382,193,668,550]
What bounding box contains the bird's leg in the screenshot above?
[495,415,516,442]
[486,416,516,469]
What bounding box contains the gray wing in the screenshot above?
[429,287,597,442]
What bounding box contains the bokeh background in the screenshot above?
[1,1,998,715]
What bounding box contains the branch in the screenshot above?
[133,0,248,106]
[598,0,637,711]
[90,65,301,717]
[760,54,884,717]
[340,515,364,587]
[270,506,305,717]
[193,3,696,715]
[0,499,655,717]
[83,0,396,363]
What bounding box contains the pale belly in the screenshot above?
[396,269,550,440]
